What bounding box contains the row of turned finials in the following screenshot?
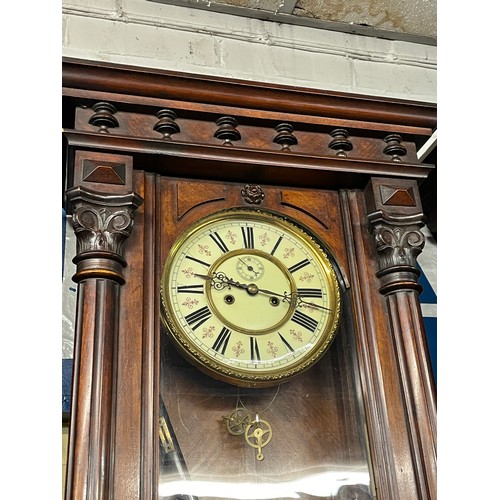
[88,101,408,162]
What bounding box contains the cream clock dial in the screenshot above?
[160,208,341,387]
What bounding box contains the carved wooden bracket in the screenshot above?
[365,177,425,295]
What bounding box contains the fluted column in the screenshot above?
[64,152,143,500]
[366,177,436,500]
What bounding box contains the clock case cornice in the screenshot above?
[63,57,436,192]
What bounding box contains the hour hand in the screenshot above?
[194,273,213,281]
[194,272,232,291]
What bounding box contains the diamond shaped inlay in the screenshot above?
[380,185,416,207]
[82,160,126,185]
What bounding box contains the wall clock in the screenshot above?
[160,207,342,387]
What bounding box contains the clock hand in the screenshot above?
[237,257,259,276]
[193,273,213,281]
[194,273,333,312]
[194,272,233,291]
[259,288,334,312]
[224,276,334,312]
[284,292,334,312]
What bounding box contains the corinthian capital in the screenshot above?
[67,186,143,284]
[373,224,425,270]
[365,178,427,295]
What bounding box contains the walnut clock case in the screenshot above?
[63,59,436,500]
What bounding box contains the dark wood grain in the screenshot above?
[339,190,405,499]
[63,60,437,500]
[62,58,436,130]
[65,277,120,499]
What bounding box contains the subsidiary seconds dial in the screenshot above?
[160,208,342,387]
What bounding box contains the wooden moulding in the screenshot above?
[62,58,436,193]
[62,58,436,131]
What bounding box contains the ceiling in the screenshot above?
[150,0,437,44]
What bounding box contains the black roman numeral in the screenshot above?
[288,259,310,273]
[176,284,204,294]
[278,332,294,352]
[185,306,212,330]
[210,232,229,253]
[270,236,283,256]
[241,226,254,249]
[212,327,231,354]
[297,288,323,299]
[186,255,211,268]
[291,310,318,333]
[250,337,261,362]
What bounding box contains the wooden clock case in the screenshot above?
[62,57,436,500]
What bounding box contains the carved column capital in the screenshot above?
[370,222,425,294]
[67,186,143,284]
[365,177,426,295]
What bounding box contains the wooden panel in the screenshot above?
[111,172,147,499]
[340,190,419,499]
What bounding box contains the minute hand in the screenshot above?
[195,273,332,312]
[252,286,334,313]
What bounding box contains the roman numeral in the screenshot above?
[210,232,229,253]
[176,284,204,294]
[186,255,211,268]
[212,327,231,354]
[297,288,323,299]
[185,306,212,330]
[278,332,294,352]
[270,236,283,256]
[250,337,261,362]
[291,310,318,333]
[241,226,254,249]
[288,259,310,273]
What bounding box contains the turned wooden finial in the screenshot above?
[328,128,353,157]
[153,109,180,140]
[88,102,119,133]
[273,123,298,151]
[383,134,407,162]
[214,116,241,146]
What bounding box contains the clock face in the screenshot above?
[160,208,341,387]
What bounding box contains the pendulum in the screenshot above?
[222,386,279,460]
[244,414,273,461]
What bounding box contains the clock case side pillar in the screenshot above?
[64,151,143,500]
[365,177,437,500]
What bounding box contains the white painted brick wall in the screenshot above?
[62,0,436,102]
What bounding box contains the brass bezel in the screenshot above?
[160,208,342,387]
